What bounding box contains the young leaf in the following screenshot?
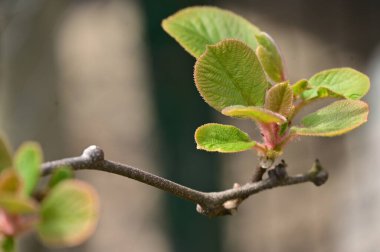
[162,6,261,58]
[222,105,286,124]
[195,123,255,153]
[194,39,270,111]
[292,79,309,96]
[14,142,42,195]
[315,87,345,99]
[2,236,16,252]
[302,68,370,100]
[291,100,369,137]
[0,194,38,214]
[301,86,345,100]
[255,32,285,82]
[0,136,12,172]
[38,180,99,248]
[265,82,293,117]
[48,166,74,189]
[0,169,22,194]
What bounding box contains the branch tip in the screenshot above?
[82,145,104,162]
[311,170,328,186]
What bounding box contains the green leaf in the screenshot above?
[302,68,370,100]
[195,123,255,153]
[291,100,369,136]
[255,32,285,82]
[292,79,310,96]
[279,122,289,136]
[48,166,74,189]
[265,82,293,117]
[0,136,12,172]
[0,193,38,214]
[301,86,346,100]
[0,169,22,194]
[194,39,270,111]
[14,142,42,195]
[222,105,286,124]
[2,236,16,252]
[38,180,99,248]
[162,6,261,58]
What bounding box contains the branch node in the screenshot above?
[259,155,274,169]
[268,160,288,180]
[222,183,242,211]
[251,166,266,182]
[233,183,241,189]
[196,204,204,214]
[196,203,234,217]
[82,145,104,162]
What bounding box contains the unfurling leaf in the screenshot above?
[38,180,99,248]
[194,39,269,111]
[222,105,286,124]
[2,236,16,252]
[0,169,22,194]
[302,68,370,100]
[0,193,38,214]
[291,100,369,136]
[292,79,309,96]
[255,32,285,82]
[195,123,255,153]
[14,142,42,195]
[48,166,74,189]
[162,6,261,57]
[0,136,12,172]
[265,82,293,117]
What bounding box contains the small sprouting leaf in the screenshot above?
[0,169,22,194]
[301,86,345,100]
[14,142,42,195]
[292,79,309,96]
[279,122,289,136]
[222,105,286,124]
[2,236,16,252]
[0,194,38,214]
[162,6,261,58]
[302,68,370,100]
[0,136,12,172]
[255,32,285,82]
[38,180,99,248]
[195,123,255,153]
[265,82,293,117]
[291,100,369,136]
[194,39,269,111]
[48,166,74,189]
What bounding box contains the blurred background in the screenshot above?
[0,0,379,251]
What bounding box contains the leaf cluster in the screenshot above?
[163,6,370,160]
[0,137,99,251]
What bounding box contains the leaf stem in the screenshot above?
[252,142,266,155]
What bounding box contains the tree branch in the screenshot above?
[41,146,328,217]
